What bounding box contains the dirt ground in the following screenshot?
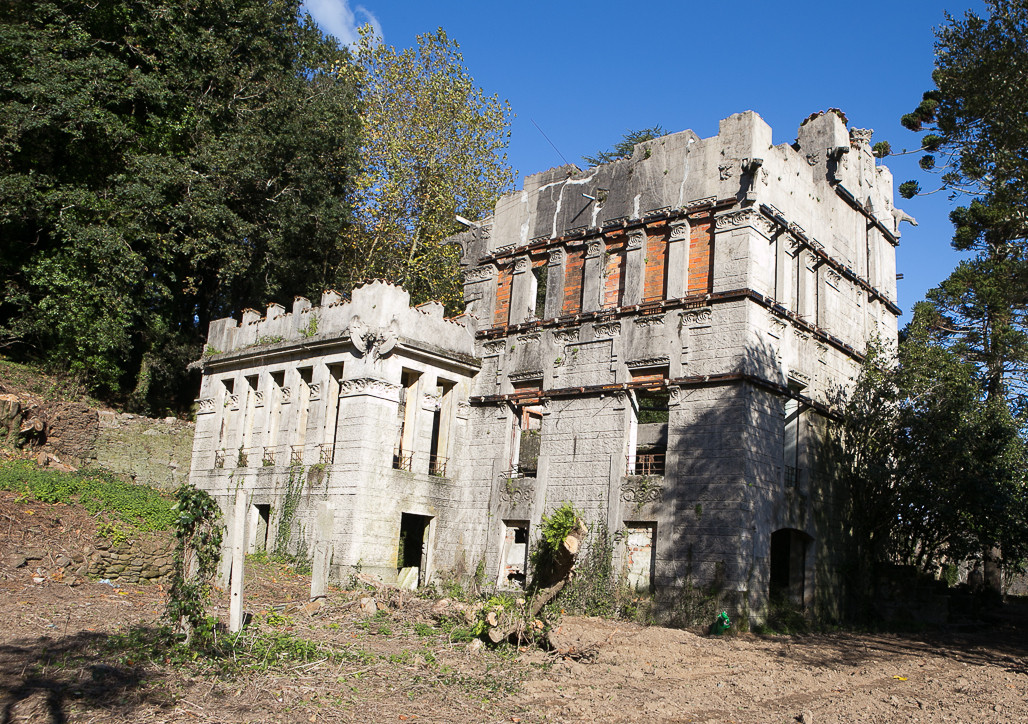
[2,490,1028,724]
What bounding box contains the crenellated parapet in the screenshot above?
[202,280,477,364]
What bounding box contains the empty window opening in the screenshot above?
[249,504,271,553]
[222,378,235,394]
[769,528,810,607]
[784,385,803,485]
[512,404,542,478]
[241,374,260,458]
[320,363,344,463]
[394,369,421,470]
[629,386,668,475]
[623,523,656,592]
[533,264,548,319]
[428,380,454,477]
[499,521,529,589]
[397,513,432,588]
[293,367,314,462]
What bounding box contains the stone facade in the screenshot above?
[189,111,908,622]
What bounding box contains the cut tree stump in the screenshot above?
[487,519,587,645]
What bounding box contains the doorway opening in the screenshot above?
[769,528,810,607]
[397,513,432,588]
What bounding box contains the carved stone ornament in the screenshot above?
[548,247,565,266]
[786,234,803,255]
[254,391,264,407]
[681,308,713,327]
[516,332,541,344]
[456,401,471,419]
[789,369,811,387]
[626,229,646,250]
[804,251,820,271]
[788,221,807,240]
[338,377,402,399]
[826,269,842,287]
[552,328,580,344]
[621,477,663,504]
[634,314,665,328]
[509,370,543,382]
[626,355,670,368]
[718,163,735,180]
[308,383,321,400]
[494,243,517,255]
[513,256,531,273]
[586,240,604,258]
[760,168,770,185]
[769,315,788,338]
[816,342,828,364]
[463,265,493,283]
[228,394,240,410]
[850,128,873,145]
[483,340,506,354]
[197,398,216,414]
[421,393,442,411]
[349,315,399,360]
[714,208,774,237]
[592,321,622,337]
[279,386,291,403]
[668,222,690,242]
[668,385,683,406]
[806,151,820,166]
[499,476,534,504]
[682,195,716,210]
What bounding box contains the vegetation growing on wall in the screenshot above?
[167,485,223,646]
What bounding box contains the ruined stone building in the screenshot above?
[189,110,908,620]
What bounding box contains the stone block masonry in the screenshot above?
[189,110,910,626]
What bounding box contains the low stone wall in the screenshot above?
[88,411,194,491]
[82,534,175,583]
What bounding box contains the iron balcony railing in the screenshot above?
[628,452,666,476]
[428,454,449,478]
[393,450,414,472]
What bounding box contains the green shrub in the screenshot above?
[0,460,175,530]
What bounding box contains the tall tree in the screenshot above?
[899,1,1028,588]
[0,1,360,412]
[831,305,1028,608]
[340,26,515,311]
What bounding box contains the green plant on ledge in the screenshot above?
[299,314,319,338]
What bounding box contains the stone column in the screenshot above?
[509,255,533,324]
[623,229,650,304]
[664,222,691,299]
[543,247,566,319]
[229,487,248,633]
[798,252,818,325]
[310,502,336,599]
[581,241,605,312]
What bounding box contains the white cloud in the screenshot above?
[303,0,382,46]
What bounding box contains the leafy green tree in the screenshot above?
[831,304,1027,603]
[900,1,1028,207]
[0,1,360,412]
[340,26,515,311]
[582,125,665,167]
[899,1,1028,589]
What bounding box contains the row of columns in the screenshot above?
[504,220,693,326]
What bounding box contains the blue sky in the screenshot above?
[303,0,987,324]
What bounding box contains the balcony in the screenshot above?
[628,452,665,476]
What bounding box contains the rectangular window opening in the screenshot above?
[394,369,421,470]
[533,264,548,320]
[500,521,530,589]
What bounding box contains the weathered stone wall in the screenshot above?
[89,412,195,490]
[81,534,175,583]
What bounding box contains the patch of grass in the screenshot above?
[0,357,93,403]
[413,623,435,637]
[0,460,175,530]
